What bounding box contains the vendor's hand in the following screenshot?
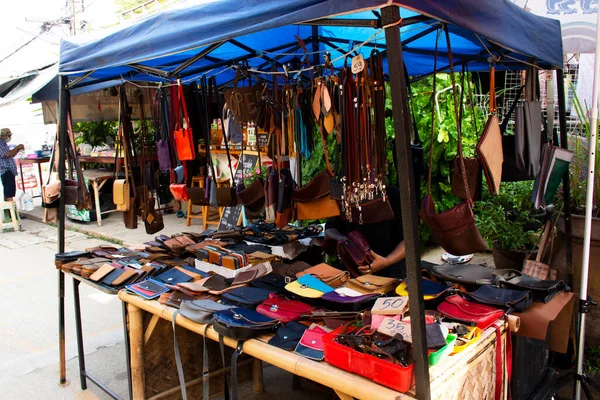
[358,251,389,275]
[15,144,24,151]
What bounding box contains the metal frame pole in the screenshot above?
[73,279,87,390]
[58,74,69,386]
[556,71,573,285]
[575,9,600,399]
[382,6,431,399]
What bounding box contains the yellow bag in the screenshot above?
[284,281,325,299]
[113,179,130,211]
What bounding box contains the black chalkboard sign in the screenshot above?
[218,205,243,231]
[234,152,260,184]
[256,133,270,148]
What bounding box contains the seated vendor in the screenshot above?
[325,187,406,279]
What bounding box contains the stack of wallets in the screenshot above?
[196,244,248,270]
[126,279,169,300]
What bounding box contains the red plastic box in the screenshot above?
[323,328,414,393]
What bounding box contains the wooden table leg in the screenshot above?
[252,358,264,394]
[93,181,102,227]
[37,162,43,196]
[128,303,145,400]
[19,162,25,194]
[334,390,355,400]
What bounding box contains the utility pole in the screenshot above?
[68,0,85,36]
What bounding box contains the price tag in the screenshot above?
[377,318,413,343]
[351,54,365,74]
[371,296,409,315]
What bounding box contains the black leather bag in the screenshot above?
[498,275,568,303]
[221,287,274,308]
[467,284,533,312]
[430,263,520,286]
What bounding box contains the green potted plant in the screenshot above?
[474,182,540,270]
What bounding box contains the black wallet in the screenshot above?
[55,251,90,262]
[154,268,194,285]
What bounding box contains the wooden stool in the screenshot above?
[0,201,20,231]
[186,177,229,230]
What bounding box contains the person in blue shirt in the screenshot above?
[0,128,24,201]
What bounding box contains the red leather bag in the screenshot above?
[337,231,374,278]
[173,83,196,161]
[437,294,504,330]
[256,295,314,323]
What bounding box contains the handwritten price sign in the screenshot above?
[377,318,413,343]
[351,54,365,74]
[371,296,409,315]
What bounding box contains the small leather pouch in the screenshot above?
[179,299,233,324]
[268,321,308,350]
[337,231,375,278]
[467,284,532,312]
[112,270,138,286]
[113,179,131,211]
[285,280,326,299]
[437,294,504,330]
[346,275,398,294]
[55,251,90,263]
[296,263,349,288]
[202,274,232,294]
[177,281,209,294]
[187,187,209,206]
[285,261,313,279]
[256,295,315,322]
[169,183,189,201]
[90,264,116,282]
[213,307,280,341]
[499,275,567,303]
[101,269,126,286]
[296,274,335,293]
[294,326,328,361]
[221,287,274,308]
[396,277,451,301]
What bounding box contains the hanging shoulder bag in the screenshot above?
[173,81,196,161]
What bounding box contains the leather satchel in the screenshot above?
[420,28,488,256]
[113,179,131,211]
[346,274,398,294]
[437,294,504,330]
[170,184,189,202]
[221,287,274,308]
[430,263,520,286]
[498,275,567,303]
[179,300,233,324]
[451,157,482,201]
[256,296,315,322]
[337,231,374,278]
[275,168,296,228]
[467,285,532,313]
[321,291,380,312]
[188,187,209,206]
[213,307,280,340]
[296,263,349,288]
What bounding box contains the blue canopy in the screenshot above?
[58,0,563,85]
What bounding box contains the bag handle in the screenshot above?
[213,77,236,185]
[177,80,191,130]
[489,65,497,114]
[444,24,473,203]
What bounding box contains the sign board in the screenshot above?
[234,152,260,184]
[377,318,413,343]
[218,205,243,231]
[371,297,409,315]
[256,133,270,149]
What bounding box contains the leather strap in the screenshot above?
[202,323,211,400]
[444,25,472,203]
[489,66,497,113]
[218,335,231,400]
[177,80,191,130]
[218,78,237,186]
[172,310,188,400]
[426,29,441,195]
[230,341,244,400]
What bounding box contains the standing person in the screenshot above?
[0,128,24,201]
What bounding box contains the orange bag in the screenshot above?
[174,82,196,161]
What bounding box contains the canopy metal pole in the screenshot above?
[575,9,600,399]
[57,74,69,386]
[382,5,431,399]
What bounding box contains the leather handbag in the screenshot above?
[275,168,295,228]
[256,296,315,322]
[173,82,196,161]
[296,274,335,293]
[476,66,504,195]
[419,27,488,256]
[522,221,558,280]
[337,231,374,278]
[296,263,349,288]
[170,184,189,202]
[230,262,272,286]
[224,66,263,124]
[187,187,209,205]
[213,307,280,340]
[467,285,532,313]
[264,166,278,222]
[179,300,234,324]
[346,274,398,294]
[321,291,381,312]
[285,280,326,299]
[498,275,567,303]
[437,294,504,330]
[268,321,308,350]
[221,287,275,308]
[430,263,520,286]
[251,274,287,292]
[155,88,172,170]
[294,326,327,361]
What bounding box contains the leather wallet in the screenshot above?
[100,269,125,286]
[112,270,139,286]
[294,326,328,361]
[90,264,115,282]
[155,268,195,285]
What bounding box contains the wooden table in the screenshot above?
[82,169,118,227]
[118,291,507,400]
[16,157,50,198]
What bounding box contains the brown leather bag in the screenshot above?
[224,66,263,124]
[476,67,504,195]
[420,26,487,256]
[296,263,349,288]
[523,221,558,280]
